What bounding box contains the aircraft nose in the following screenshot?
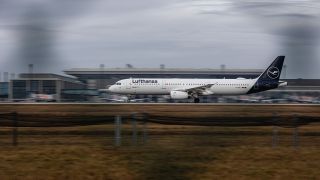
[108,85,115,92]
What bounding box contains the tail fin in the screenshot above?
[247,56,285,94]
[256,56,285,81]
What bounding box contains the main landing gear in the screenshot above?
[190,93,200,103]
[194,98,200,103]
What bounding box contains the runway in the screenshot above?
[1,102,320,105]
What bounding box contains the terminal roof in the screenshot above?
[64,68,264,75]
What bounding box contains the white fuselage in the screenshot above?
[108,78,257,95]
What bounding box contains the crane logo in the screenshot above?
[267,66,280,79]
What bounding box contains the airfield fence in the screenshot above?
[0,112,319,128]
[0,112,319,147]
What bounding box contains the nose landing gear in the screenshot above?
[124,95,132,103]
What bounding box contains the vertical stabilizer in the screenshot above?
[247,56,285,94]
[257,56,285,82]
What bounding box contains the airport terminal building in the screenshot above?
[64,67,263,89]
[4,67,320,103]
[9,74,87,102]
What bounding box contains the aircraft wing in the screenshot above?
[175,83,217,95]
[102,98,125,102]
[102,97,150,102]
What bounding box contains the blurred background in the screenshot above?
[0,0,319,103]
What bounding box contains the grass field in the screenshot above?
[1,123,320,179]
[0,104,319,179]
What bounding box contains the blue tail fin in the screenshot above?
[247,56,285,94]
[257,56,284,82]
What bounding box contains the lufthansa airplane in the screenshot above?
[108,56,287,103]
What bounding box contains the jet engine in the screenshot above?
[170,91,189,99]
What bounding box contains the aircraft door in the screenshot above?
[161,79,166,90]
[126,80,131,90]
[126,79,137,94]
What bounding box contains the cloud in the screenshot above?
[195,0,320,78]
[0,0,97,73]
[0,0,319,78]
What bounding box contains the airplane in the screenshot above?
[29,93,56,102]
[107,56,287,103]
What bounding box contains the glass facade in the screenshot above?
[30,80,39,93]
[42,80,56,94]
[0,82,8,97]
[12,80,27,99]
[11,74,87,101]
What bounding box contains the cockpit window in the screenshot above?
[116,83,121,85]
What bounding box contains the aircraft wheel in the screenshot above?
[194,98,200,103]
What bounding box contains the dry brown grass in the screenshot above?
[0,123,320,179]
[0,104,319,179]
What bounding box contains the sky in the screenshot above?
[0,0,319,78]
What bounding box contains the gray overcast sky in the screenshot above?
[0,0,319,78]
